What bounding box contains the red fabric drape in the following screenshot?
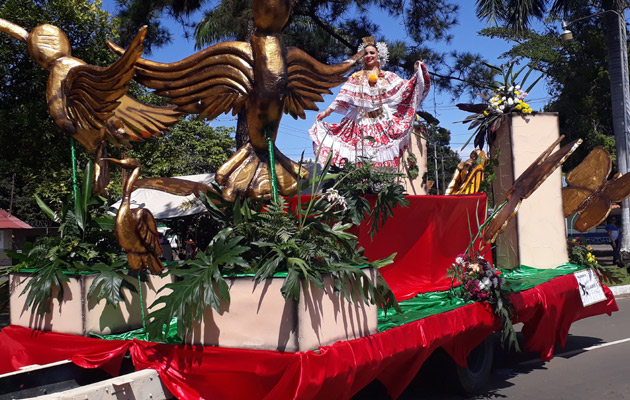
[0,194,618,398]
[0,277,617,399]
[358,194,490,300]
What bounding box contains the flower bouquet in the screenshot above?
[447,251,519,351]
[457,62,542,149]
[568,237,619,285]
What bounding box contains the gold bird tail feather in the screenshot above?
[216,143,309,201]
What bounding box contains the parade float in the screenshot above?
[0,1,622,399]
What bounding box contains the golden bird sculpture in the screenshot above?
[103,157,164,274]
[0,19,182,194]
[109,0,364,201]
[445,149,487,195]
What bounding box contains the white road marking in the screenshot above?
[519,337,630,366]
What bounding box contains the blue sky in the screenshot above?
[100,0,554,161]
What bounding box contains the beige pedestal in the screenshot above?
[401,132,429,195]
[187,268,379,352]
[10,272,173,335]
[491,113,568,269]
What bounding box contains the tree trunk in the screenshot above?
[235,108,249,148]
[603,0,630,255]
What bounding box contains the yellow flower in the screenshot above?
[515,104,522,110]
[587,253,596,263]
[514,90,519,95]
[587,246,592,250]
[368,73,378,84]
[483,110,489,116]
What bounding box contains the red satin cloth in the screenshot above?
[0,194,618,398]
[0,277,617,399]
[358,194,490,300]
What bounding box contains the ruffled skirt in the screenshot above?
[308,105,414,168]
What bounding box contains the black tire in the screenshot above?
[455,335,494,394]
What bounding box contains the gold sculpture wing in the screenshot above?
[108,41,254,120]
[110,95,182,145]
[64,27,147,150]
[284,48,364,119]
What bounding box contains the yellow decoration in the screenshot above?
[368,73,378,84]
[445,150,487,195]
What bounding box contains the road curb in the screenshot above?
[611,285,630,297]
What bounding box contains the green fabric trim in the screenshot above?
[377,264,584,332]
[90,317,182,344]
[92,264,585,343]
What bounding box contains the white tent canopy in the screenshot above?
[110,173,215,219]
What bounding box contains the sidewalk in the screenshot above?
[590,244,630,297]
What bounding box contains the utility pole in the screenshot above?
[603,1,630,255]
[433,142,439,194]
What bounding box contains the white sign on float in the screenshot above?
[574,268,606,307]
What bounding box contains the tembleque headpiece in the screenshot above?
[357,36,389,67]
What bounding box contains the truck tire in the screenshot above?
[455,335,494,394]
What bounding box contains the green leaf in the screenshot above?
[87,269,136,307]
[34,195,58,223]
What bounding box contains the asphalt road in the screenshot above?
[400,296,630,399]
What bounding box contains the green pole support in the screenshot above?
[267,136,279,203]
[70,137,78,206]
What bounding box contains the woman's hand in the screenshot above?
[316,108,331,121]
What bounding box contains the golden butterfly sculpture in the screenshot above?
[483,136,582,244]
[109,0,364,201]
[0,19,182,194]
[563,147,630,232]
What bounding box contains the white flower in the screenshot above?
[324,188,347,210]
[492,277,499,288]
[515,85,521,90]
[508,86,514,92]
[507,98,514,106]
[479,277,491,290]
[499,105,505,111]
[455,257,464,264]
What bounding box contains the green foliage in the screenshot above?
[7,162,126,315]
[146,231,251,340]
[477,4,618,173]
[423,124,461,195]
[327,161,409,237]
[567,236,619,285]
[145,160,402,341]
[127,119,235,177]
[0,0,118,222]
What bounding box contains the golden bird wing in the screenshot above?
[132,207,162,257]
[63,27,147,150]
[134,177,216,197]
[284,48,364,119]
[108,95,182,145]
[108,41,253,121]
[562,146,612,216]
